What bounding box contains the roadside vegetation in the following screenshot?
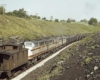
[0,7,100,40]
[0,15,100,40]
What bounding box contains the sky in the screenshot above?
[0,0,100,21]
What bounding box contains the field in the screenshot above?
[0,15,100,40]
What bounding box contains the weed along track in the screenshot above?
[0,34,86,80]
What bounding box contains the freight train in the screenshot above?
[0,34,86,78]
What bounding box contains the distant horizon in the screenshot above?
[1,0,100,21]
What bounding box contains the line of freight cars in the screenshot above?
[0,34,86,78]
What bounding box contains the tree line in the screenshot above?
[0,6,98,26]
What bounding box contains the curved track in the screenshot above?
[0,34,87,80]
[11,42,76,80]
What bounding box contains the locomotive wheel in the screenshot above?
[7,72,12,79]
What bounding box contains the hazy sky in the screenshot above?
[0,0,100,21]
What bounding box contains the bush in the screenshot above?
[88,18,98,26]
[55,19,59,22]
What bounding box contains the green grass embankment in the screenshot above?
[0,15,100,40]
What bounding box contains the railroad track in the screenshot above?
[11,42,76,80]
[0,34,87,80]
[0,45,67,80]
[0,56,50,80]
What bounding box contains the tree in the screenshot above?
[60,20,66,22]
[67,18,71,23]
[67,18,76,23]
[37,16,40,19]
[13,10,18,16]
[12,8,27,18]
[88,18,98,26]
[55,19,59,22]
[80,19,87,23]
[6,12,14,15]
[18,8,27,18]
[30,15,37,19]
[42,17,46,20]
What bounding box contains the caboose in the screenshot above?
[0,43,28,77]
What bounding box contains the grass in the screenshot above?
[85,57,92,64]
[37,65,62,80]
[0,15,100,40]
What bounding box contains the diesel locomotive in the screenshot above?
[0,34,86,78]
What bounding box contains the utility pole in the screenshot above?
[51,16,53,20]
[1,4,6,15]
[36,13,38,18]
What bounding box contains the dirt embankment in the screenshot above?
[22,32,100,80]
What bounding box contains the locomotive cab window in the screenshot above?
[50,40,52,43]
[0,46,3,50]
[40,42,44,46]
[4,54,10,60]
[12,55,14,60]
[0,54,3,63]
[13,46,18,49]
[48,40,52,44]
[25,42,33,47]
[34,43,38,47]
[44,41,46,45]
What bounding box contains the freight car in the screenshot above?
[0,34,86,78]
